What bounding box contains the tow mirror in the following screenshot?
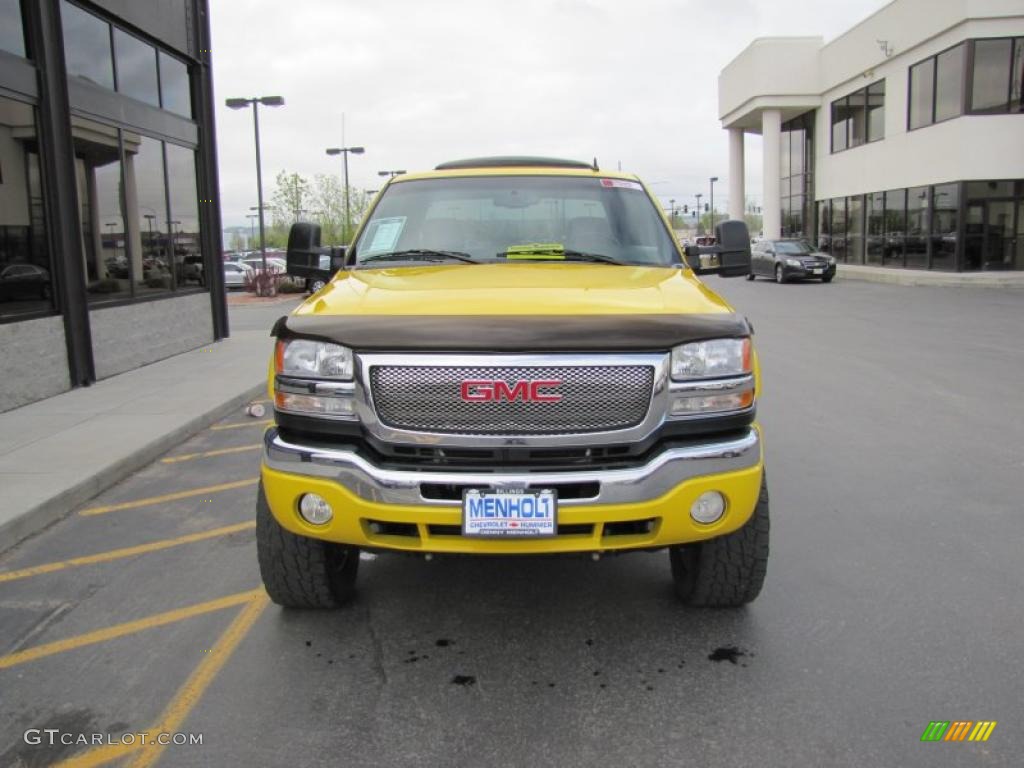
[683,220,752,277]
[286,223,345,282]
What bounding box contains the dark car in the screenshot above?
[748,238,836,283]
[0,263,51,300]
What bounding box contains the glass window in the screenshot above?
[906,186,930,268]
[159,51,192,118]
[0,96,55,319]
[909,59,934,129]
[817,200,830,252]
[124,134,172,294]
[866,192,885,265]
[1013,39,1023,112]
[846,195,864,264]
[830,198,847,262]
[779,127,791,178]
[831,98,848,152]
[113,29,159,107]
[790,128,805,176]
[883,189,906,266]
[0,0,26,57]
[71,117,131,301]
[61,0,114,90]
[866,80,885,141]
[971,38,1012,114]
[848,90,866,148]
[165,143,202,288]
[934,44,965,122]
[930,183,959,270]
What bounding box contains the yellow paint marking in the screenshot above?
[209,419,273,431]
[161,444,261,464]
[0,522,255,584]
[125,593,269,768]
[79,478,258,517]
[54,592,269,768]
[0,589,261,670]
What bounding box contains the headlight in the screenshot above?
[785,258,801,267]
[276,339,353,380]
[827,256,836,265]
[670,338,751,380]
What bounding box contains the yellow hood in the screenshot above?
[293,263,734,318]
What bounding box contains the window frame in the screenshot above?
[967,36,1020,115]
[830,79,884,153]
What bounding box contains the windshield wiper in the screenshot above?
[496,248,622,265]
[360,249,477,264]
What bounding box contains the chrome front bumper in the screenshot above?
[263,427,761,507]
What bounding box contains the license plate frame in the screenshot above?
[461,488,558,538]
[812,268,824,275]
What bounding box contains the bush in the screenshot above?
[145,275,171,289]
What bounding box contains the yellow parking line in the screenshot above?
[127,593,270,768]
[0,522,256,584]
[79,478,258,517]
[209,419,274,431]
[161,444,261,464]
[0,589,261,670]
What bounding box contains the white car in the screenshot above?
[223,262,252,289]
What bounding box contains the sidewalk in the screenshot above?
[0,299,301,552]
[837,263,1024,288]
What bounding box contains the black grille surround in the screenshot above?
[369,364,655,435]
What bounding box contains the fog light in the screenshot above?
[298,493,333,525]
[690,491,725,524]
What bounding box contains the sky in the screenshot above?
[210,0,889,229]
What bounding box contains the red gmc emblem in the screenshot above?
[460,380,563,403]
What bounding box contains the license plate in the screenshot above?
[462,489,557,537]
[812,268,823,274]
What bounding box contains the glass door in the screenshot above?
[985,201,1015,270]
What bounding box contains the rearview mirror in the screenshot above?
[683,219,752,277]
[286,223,345,282]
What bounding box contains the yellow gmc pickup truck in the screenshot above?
[258,157,767,608]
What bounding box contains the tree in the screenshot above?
[270,171,311,227]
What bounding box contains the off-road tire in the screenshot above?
[256,483,359,608]
[669,474,769,607]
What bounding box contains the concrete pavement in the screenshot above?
[0,298,300,552]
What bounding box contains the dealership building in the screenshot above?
[0,0,224,412]
[719,0,1023,271]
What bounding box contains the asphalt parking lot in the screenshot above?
[1,277,1021,767]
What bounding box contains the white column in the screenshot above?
[761,109,782,240]
[727,128,745,221]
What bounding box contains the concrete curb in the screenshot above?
[837,265,1024,288]
[0,382,266,555]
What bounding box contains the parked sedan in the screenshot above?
[748,239,836,283]
[223,262,252,289]
[0,263,51,300]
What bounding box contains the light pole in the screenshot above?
[695,193,703,233]
[226,95,285,288]
[709,176,719,235]
[326,145,365,243]
[378,169,405,179]
[669,198,676,227]
[246,213,258,248]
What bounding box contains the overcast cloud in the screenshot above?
[210,0,887,227]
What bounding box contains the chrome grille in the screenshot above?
[369,365,654,435]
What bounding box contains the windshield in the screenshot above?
[774,241,813,254]
[353,176,679,267]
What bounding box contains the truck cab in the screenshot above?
[258,157,768,608]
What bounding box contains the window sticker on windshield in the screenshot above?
[600,178,643,191]
[366,217,406,253]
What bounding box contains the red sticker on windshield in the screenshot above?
[600,178,643,191]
